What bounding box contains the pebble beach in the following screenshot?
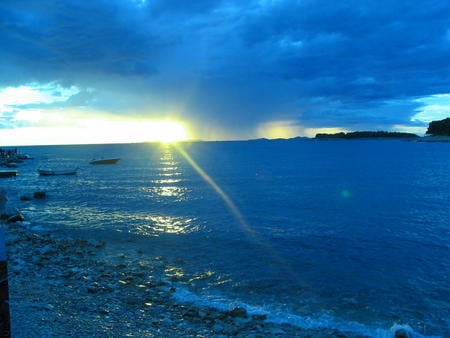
[5,222,361,337]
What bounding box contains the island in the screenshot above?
[425,117,450,136]
[315,131,419,139]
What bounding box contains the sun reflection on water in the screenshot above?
[151,179,182,184]
[140,145,189,200]
[137,215,196,235]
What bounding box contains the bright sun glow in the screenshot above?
[80,118,190,144]
[0,115,191,146]
[147,120,189,143]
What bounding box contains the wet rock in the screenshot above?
[87,284,100,294]
[234,316,252,326]
[252,314,267,321]
[183,308,198,318]
[395,328,410,338]
[88,240,105,248]
[39,244,56,255]
[20,195,33,201]
[270,327,286,335]
[33,191,47,199]
[227,306,248,318]
[212,324,224,333]
[7,213,25,224]
[125,296,142,305]
[43,304,54,311]
[6,234,20,244]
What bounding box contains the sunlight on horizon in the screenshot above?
[0,118,190,146]
[147,120,189,143]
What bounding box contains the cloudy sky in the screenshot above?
[1,0,450,145]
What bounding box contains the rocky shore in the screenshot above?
[3,222,370,337]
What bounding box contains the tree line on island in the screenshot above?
[315,117,450,139]
[425,117,450,136]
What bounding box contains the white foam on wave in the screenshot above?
[170,285,442,338]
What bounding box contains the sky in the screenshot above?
[1,0,450,145]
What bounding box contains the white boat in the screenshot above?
[89,158,120,165]
[38,169,78,176]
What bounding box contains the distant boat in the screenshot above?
[38,169,78,176]
[0,170,18,178]
[89,158,120,165]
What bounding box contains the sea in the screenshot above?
[2,139,449,337]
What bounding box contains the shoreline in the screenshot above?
[5,222,363,337]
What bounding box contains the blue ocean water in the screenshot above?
[3,140,450,337]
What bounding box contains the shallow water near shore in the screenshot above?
[2,140,450,337]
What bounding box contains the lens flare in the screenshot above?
[173,144,309,289]
[175,145,255,235]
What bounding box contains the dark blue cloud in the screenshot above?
[1,0,450,137]
[0,0,163,84]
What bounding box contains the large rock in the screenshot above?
[395,328,410,338]
[6,213,25,224]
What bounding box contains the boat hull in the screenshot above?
[89,158,120,165]
[0,171,18,178]
[38,169,77,176]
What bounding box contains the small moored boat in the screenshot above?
[89,158,120,165]
[38,169,78,176]
[0,170,18,178]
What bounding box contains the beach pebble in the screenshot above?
[6,234,20,244]
[395,328,410,338]
[87,283,101,294]
[39,244,56,255]
[183,308,198,318]
[252,314,267,321]
[227,306,248,318]
[270,327,286,335]
[87,239,105,248]
[125,296,142,305]
[212,324,224,333]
